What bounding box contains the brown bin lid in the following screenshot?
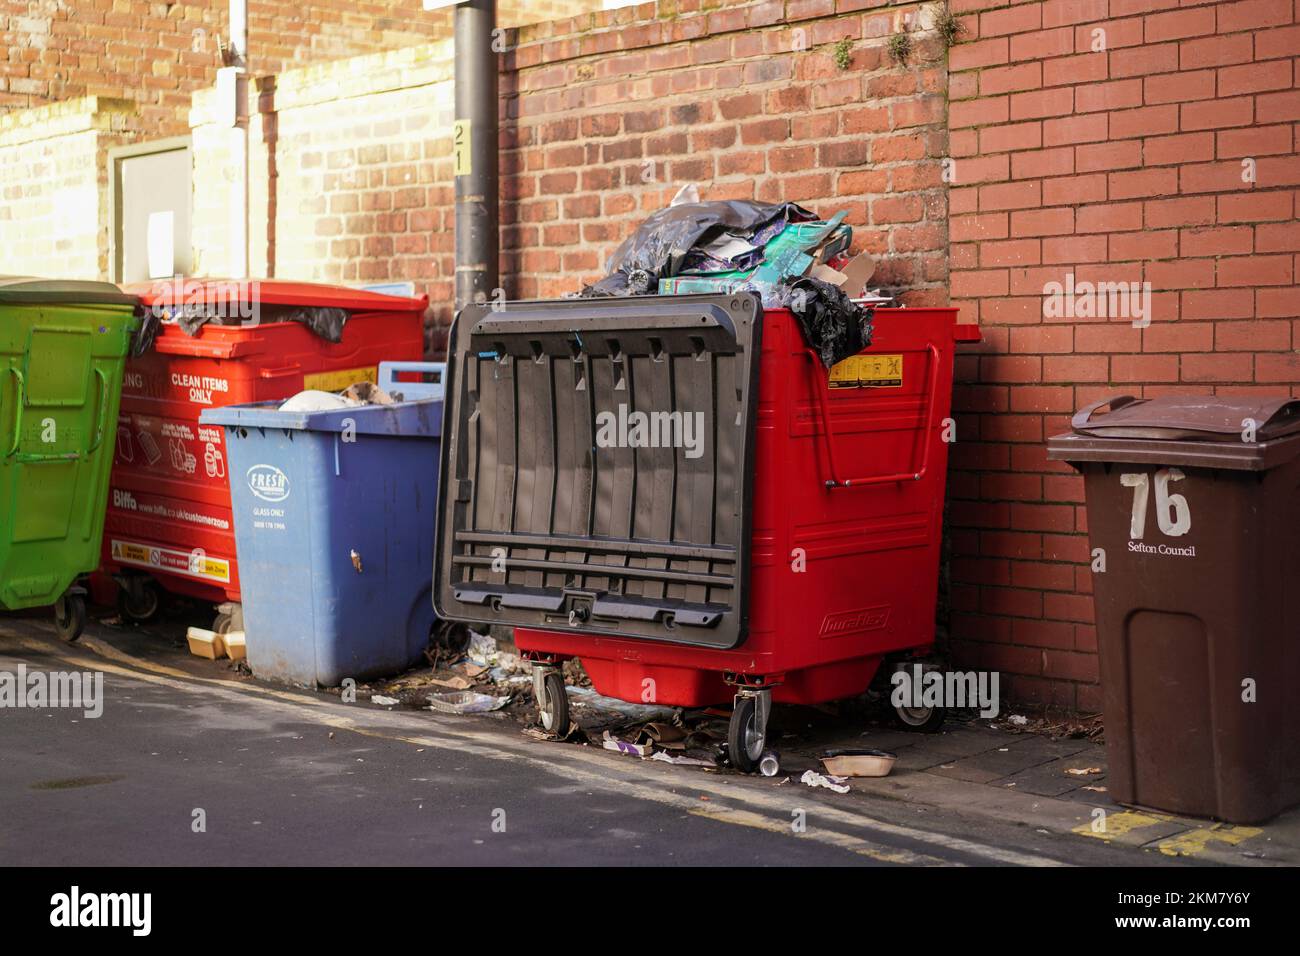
[1048,394,1300,471]
[1070,394,1300,441]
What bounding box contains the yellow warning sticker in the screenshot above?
[111,539,231,584]
[301,365,378,393]
[453,120,472,176]
[828,353,904,389]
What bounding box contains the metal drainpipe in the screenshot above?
[453,0,500,309]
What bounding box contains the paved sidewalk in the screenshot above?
[777,713,1299,866]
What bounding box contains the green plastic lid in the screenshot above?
[0,276,138,306]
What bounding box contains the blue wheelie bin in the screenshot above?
[200,361,444,686]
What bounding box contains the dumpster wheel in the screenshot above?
[117,579,161,624]
[893,701,946,733]
[728,689,771,773]
[535,668,569,736]
[53,593,86,643]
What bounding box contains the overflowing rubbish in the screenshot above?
[582,196,818,297]
[174,302,350,342]
[820,749,897,778]
[277,390,361,413]
[800,769,852,794]
[776,275,874,369]
[131,306,162,356]
[426,691,510,715]
[578,188,885,376]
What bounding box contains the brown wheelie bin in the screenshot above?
[1048,394,1300,824]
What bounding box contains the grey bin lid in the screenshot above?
[434,293,762,651]
[1048,394,1300,472]
[0,275,138,306]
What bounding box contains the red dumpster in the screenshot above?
[100,279,426,628]
[435,295,976,770]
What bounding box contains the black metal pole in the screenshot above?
[454,0,500,310]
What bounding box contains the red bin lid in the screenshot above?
[124,278,428,312]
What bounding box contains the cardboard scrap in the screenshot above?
[428,675,473,690]
[602,731,653,758]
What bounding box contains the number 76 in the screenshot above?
[1120,468,1191,539]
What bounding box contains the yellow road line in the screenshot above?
[1157,825,1263,858]
[1073,809,1170,841]
[688,805,953,866]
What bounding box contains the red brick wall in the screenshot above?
[946,0,1300,712]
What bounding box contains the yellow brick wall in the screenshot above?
[0,96,144,278]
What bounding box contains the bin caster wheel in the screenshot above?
[894,701,946,733]
[535,669,569,735]
[728,690,771,774]
[431,620,471,657]
[212,612,234,635]
[54,594,87,643]
[118,579,161,624]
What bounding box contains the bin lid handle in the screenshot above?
[1071,394,1138,430]
[1250,396,1300,432]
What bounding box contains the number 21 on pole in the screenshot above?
[453,120,472,177]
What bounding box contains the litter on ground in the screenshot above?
[426,691,510,715]
[800,769,851,794]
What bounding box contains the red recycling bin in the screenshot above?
[99,279,426,628]
[435,296,977,770]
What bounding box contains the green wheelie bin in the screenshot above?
[0,277,140,641]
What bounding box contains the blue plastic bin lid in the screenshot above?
[201,360,444,437]
[201,397,441,438]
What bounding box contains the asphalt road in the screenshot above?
[0,624,1187,867]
